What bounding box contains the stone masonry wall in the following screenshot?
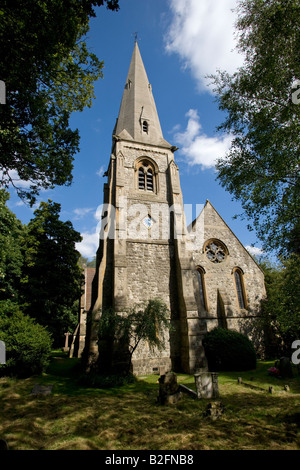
[191,201,266,348]
[113,141,182,375]
[126,241,180,375]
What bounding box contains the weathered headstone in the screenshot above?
[278,357,293,378]
[30,384,53,396]
[158,372,182,405]
[205,401,224,420]
[194,372,219,399]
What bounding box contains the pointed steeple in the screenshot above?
[114,41,171,148]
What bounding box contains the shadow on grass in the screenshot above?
[218,361,300,394]
[0,354,299,450]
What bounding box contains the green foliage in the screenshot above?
[97,299,171,376]
[202,328,257,372]
[79,371,137,389]
[21,200,83,345]
[0,192,82,347]
[259,255,300,357]
[210,0,300,256]
[0,300,52,377]
[126,298,171,351]
[0,190,24,301]
[0,0,119,204]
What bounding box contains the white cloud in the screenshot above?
[73,207,94,219]
[0,169,33,189]
[245,245,264,257]
[75,204,105,258]
[165,0,243,91]
[15,200,27,207]
[96,165,105,178]
[174,109,232,168]
[76,231,99,259]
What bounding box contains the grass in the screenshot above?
[0,352,299,450]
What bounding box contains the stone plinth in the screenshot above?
[194,372,219,399]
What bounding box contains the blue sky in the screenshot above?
[7,0,264,260]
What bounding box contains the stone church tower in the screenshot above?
[82,42,266,375]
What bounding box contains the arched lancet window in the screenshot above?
[233,267,247,310]
[136,159,156,192]
[196,266,207,310]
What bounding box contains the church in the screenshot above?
[72,42,266,375]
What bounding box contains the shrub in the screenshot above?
[79,371,137,389]
[0,301,52,377]
[202,328,257,372]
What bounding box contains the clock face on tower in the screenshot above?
[143,216,154,228]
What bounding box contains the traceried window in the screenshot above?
[204,239,227,264]
[233,267,247,309]
[137,159,155,192]
[196,266,207,310]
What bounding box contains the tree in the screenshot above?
[202,328,257,371]
[87,256,97,268]
[79,255,96,268]
[0,190,24,301]
[0,0,119,204]
[210,0,300,256]
[259,255,300,357]
[97,299,171,376]
[0,300,52,377]
[21,200,83,345]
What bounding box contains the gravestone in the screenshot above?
[63,332,71,352]
[30,384,53,396]
[205,401,224,420]
[158,372,182,405]
[194,372,219,399]
[278,357,293,378]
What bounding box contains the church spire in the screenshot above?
[114,41,171,148]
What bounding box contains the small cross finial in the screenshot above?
[133,32,138,43]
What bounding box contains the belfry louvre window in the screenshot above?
[138,167,145,189]
[233,268,247,309]
[146,168,153,190]
[137,159,155,192]
[142,120,149,133]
